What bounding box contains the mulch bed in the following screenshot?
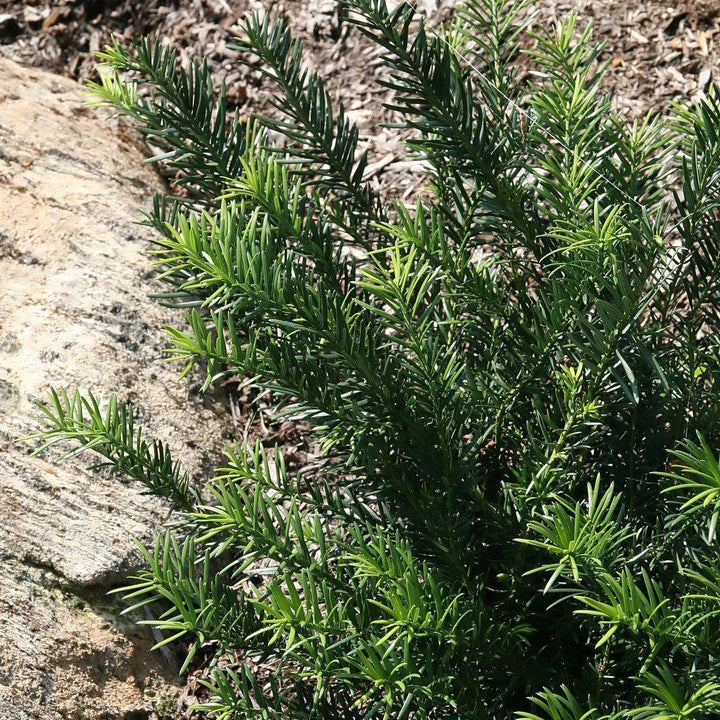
[2,1,719,114]
[534,0,720,118]
[2,0,719,200]
[2,0,719,205]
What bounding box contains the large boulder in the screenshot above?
[0,58,228,718]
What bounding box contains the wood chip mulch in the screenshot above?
[3,0,718,210]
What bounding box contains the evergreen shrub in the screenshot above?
[31,0,720,716]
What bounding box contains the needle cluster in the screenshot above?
[31,1,720,717]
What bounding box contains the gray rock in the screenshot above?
[0,58,228,718]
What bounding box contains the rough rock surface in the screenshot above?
[0,58,229,718]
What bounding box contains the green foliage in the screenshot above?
[30,0,720,716]
[29,388,194,509]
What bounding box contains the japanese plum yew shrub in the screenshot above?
[31,0,720,717]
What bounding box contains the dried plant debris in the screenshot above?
[531,0,720,118]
